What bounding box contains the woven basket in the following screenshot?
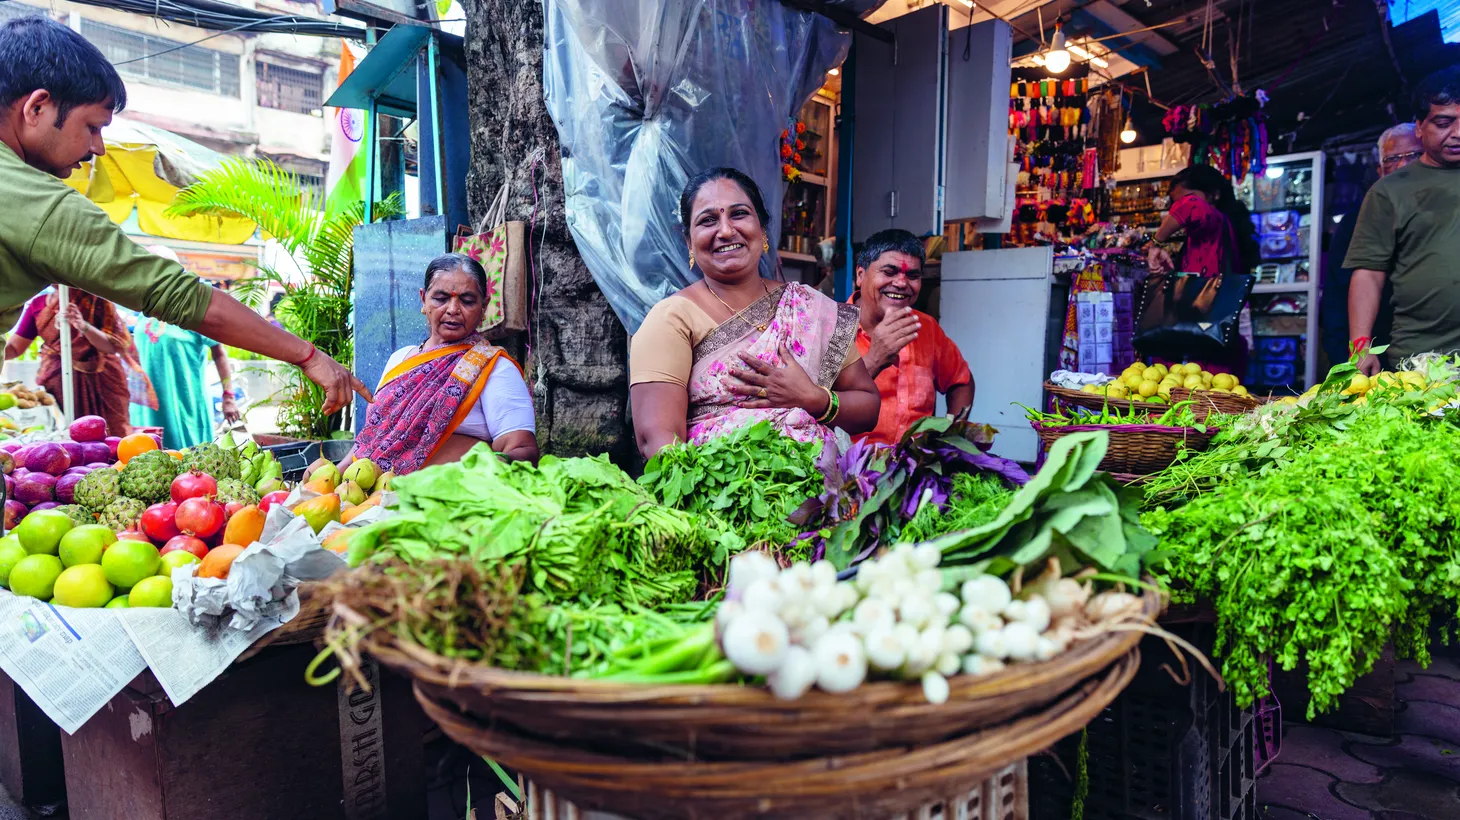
[1033,422,1214,475]
[1043,381,1168,415]
[357,590,1159,763]
[416,651,1138,820]
[1169,387,1263,418]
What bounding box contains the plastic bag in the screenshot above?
[544,0,880,333]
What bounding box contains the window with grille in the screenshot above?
[257,61,325,115]
[81,19,240,97]
[295,172,324,200]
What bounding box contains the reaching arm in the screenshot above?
[1348,268,1387,376]
[946,382,974,417]
[1153,213,1183,243]
[209,344,241,423]
[195,290,371,415]
[631,382,689,460]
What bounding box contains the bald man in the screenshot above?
[1319,123,1422,368]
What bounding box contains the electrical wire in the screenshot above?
[62,0,366,40]
[111,15,299,64]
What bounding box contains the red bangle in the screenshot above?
[295,345,316,367]
[1349,337,1372,354]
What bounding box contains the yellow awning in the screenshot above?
[63,119,257,245]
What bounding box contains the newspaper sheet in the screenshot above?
[118,605,290,707]
[0,593,146,734]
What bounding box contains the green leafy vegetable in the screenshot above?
[640,421,824,559]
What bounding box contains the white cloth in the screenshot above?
[382,345,537,442]
[1049,369,1114,389]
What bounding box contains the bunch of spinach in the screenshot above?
[900,472,1014,544]
[348,446,716,606]
[922,431,1156,580]
[1143,406,1460,716]
[640,422,825,560]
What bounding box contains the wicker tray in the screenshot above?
[416,651,1138,820]
[356,589,1160,763]
[1169,386,1264,418]
[1033,422,1214,475]
[1043,381,1168,415]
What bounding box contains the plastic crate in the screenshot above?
[1255,336,1299,360]
[1030,626,1258,820]
[1254,693,1282,775]
[263,441,319,482]
[521,760,1029,820]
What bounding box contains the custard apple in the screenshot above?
[99,497,147,531]
[120,450,181,504]
[181,443,240,481]
[74,468,122,513]
[54,504,95,528]
[215,478,260,507]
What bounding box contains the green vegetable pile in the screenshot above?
[1144,407,1460,715]
[347,445,718,607]
[640,421,824,559]
[900,472,1013,544]
[1022,398,1210,430]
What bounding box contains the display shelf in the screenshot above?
[799,172,828,187]
[1253,282,1311,294]
[779,250,820,264]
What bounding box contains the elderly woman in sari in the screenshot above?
[343,253,539,473]
[631,168,879,458]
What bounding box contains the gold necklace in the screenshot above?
[706,279,772,331]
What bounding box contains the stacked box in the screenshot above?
[1075,292,1115,374]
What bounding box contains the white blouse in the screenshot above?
[382,345,537,442]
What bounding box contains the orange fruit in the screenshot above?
[198,544,246,580]
[222,506,265,547]
[117,433,159,464]
[302,479,336,495]
[340,496,381,525]
[322,528,356,554]
[166,450,184,461]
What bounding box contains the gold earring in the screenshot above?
[688,252,696,269]
[763,239,770,253]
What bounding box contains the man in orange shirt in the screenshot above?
[852,229,973,446]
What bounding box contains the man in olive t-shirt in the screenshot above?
[1347,66,1460,374]
[0,17,369,414]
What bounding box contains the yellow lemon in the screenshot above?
[1400,371,1428,389]
[1122,373,1144,389]
[1147,395,1168,405]
[1344,374,1371,395]
[1232,385,1250,396]
[1182,375,1205,390]
[1158,385,1174,400]
[1141,367,1163,382]
[1107,383,1130,399]
[1212,373,1237,390]
[1212,387,1232,394]
[1082,384,1100,393]
[1152,363,1169,376]
[1137,380,1160,398]
[1183,363,1203,376]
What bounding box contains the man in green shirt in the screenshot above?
[1347,66,1460,375]
[0,17,369,414]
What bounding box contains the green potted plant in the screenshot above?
[167,159,400,451]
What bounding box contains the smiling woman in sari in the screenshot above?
[630,167,879,459]
[344,253,538,474]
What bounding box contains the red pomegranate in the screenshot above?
[161,535,209,560]
[258,491,291,514]
[170,471,218,504]
[175,497,225,538]
[140,502,182,543]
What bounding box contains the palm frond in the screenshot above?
[167,159,323,254]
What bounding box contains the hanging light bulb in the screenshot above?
[1120,117,1137,144]
[1045,23,1071,73]
[1265,166,1285,179]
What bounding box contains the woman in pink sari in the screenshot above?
[343,253,539,474]
[631,168,879,459]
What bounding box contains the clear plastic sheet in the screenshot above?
[544,0,883,333]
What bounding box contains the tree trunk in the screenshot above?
[460,0,632,461]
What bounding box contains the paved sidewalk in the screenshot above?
[1259,655,1460,820]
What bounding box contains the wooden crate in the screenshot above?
[515,760,1029,820]
[0,669,64,809]
[61,644,428,820]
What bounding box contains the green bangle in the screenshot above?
[817,387,840,424]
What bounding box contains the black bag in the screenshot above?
[1133,271,1254,360]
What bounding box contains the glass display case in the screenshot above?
[779,93,838,285]
[1235,151,1323,392]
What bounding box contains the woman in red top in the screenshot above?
[1145,164,1260,374]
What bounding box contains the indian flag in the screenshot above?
[324,40,369,214]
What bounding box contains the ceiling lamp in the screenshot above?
[1045,23,1071,73]
[1120,117,1137,144]
[828,68,840,76]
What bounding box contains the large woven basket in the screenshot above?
[1033,422,1214,475]
[1043,381,1168,415]
[357,589,1159,762]
[415,651,1139,820]
[1169,386,1263,419]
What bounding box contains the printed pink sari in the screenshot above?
[352,335,512,474]
[687,282,859,446]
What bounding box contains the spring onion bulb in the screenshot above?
[961,575,1013,613]
[864,627,906,671]
[721,611,789,675]
[922,671,951,705]
[768,646,817,700]
[813,632,868,693]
